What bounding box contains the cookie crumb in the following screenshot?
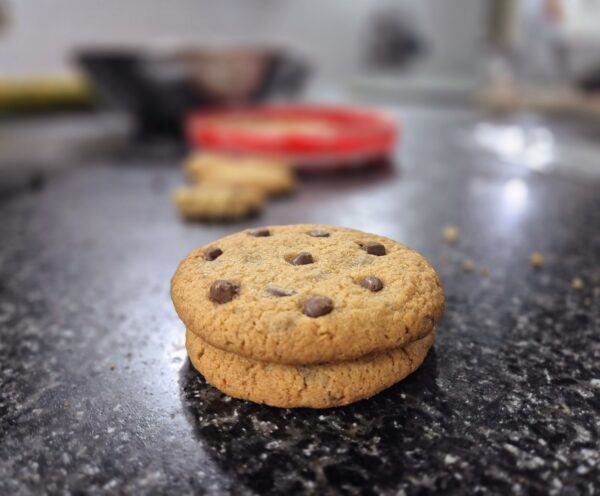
[109,364,116,371]
[571,277,584,290]
[480,268,490,277]
[463,259,474,272]
[443,225,460,244]
[530,252,544,269]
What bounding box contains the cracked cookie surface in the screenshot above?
[186,328,436,409]
[171,224,444,365]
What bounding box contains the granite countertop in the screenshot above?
[0,106,598,495]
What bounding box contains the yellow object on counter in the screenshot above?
[0,74,92,112]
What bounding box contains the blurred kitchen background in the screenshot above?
[1,0,600,189]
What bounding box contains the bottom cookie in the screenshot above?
[173,185,265,220]
[186,328,435,409]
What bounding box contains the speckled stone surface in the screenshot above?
[1,107,599,495]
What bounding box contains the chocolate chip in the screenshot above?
[247,227,270,237]
[266,287,296,297]
[308,230,330,237]
[303,296,333,317]
[359,241,386,256]
[360,276,383,292]
[209,280,239,304]
[290,252,314,265]
[204,247,223,261]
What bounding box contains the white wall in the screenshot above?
[0,0,487,79]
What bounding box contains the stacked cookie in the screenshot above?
[171,224,444,408]
[173,152,296,221]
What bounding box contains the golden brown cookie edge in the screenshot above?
[185,327,435,409]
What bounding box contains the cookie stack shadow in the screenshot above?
[173,152,296,222]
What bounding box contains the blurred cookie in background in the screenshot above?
[184,152,296,196]
[173,184,265,221]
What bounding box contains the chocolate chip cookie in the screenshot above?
[171,224,444,365]
[184,152,296,196]
[186,327,436,408]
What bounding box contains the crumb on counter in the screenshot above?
[530,252,544,269]
[480,268,490,277]
[463,259,474,272]
[443,224,460,244]
[571,277,584,290]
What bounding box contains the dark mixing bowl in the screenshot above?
[76,46,309,140]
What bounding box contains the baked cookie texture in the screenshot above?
[186,328,435,409]
[173,185,265,220]
[171,224,444,408]
[171,224,444,365]
[184,152,296,196]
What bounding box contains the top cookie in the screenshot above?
[184,152,296,196]
[171,224,444,365]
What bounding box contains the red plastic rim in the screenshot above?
[186,105,399,168]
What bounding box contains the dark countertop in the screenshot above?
[1,106,599,495]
